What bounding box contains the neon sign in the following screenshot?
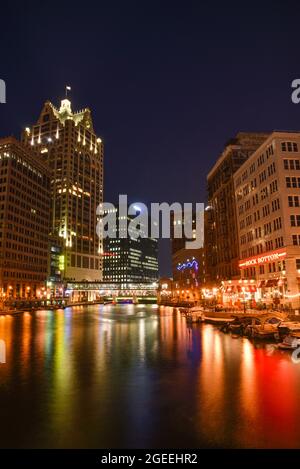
[177,259,199,271]
[239,249,286,269]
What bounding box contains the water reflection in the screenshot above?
[0,305,300,448]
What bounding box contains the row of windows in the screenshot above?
[3,241,47,255]
[236,141,299,189]
[238,180,279,207]
[281,141,298,152]
[243,259,300,278]
[257,144,275,168]
[239,199,280,228]
[70,254,100,270]
[242,232,300,250]
[286,177,300,188]
[283,159,300,170]
[236,145,274,187]
[241,238,284,257]
[240,218,282,244]
[258,162,276,183]
[2,271,46,279]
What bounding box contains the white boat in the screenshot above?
[185,306,205,323]
[277,321,300,341]
[189,306,204,314]
[278,332,300,350]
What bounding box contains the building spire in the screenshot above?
[65,85,71,98]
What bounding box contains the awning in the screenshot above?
[225,285,257,293]
[237,285,257,293]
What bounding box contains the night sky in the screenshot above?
[1,0,300,276]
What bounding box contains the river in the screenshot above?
[0,304,300,448]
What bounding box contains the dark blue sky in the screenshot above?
[0,0,300,275]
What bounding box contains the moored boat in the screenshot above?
[185,306,205,324]
[277,321,300,339]
[278,332,300,350]
[204,315,235,325]
[245,322,279,340]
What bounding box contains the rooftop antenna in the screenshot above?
[65,85,71,98]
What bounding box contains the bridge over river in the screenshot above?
[65,281,158,303]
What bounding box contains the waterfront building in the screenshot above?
[103,207,159,284]
[157,277,174,304]
[0,137,50,301]
[206,132,269,283]
[22,97,104,282]
[172,248,205,303]
[233,131,300,310]
[170,211,206,303]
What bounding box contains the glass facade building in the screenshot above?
[103,208,158,284]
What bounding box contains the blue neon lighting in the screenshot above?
[177,259,199,271]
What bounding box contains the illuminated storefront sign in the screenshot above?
[239,249,286,269]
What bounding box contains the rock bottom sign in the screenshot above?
[239,250,286,269]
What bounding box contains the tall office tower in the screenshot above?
[22,97,104,282]
[0,137,50,300]
[206,132,269,283]
[103,207,159,284]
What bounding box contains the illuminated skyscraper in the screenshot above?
[103,207,159,284]
[22,97,103,281]
[0,137,50,300]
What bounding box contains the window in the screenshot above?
[288,195,300,207]
[283,159,300,170]
[273,217,282,230]
[290,215,300,227]
[270,180,278,194]
[286,177,300,188]
[260,187,268,200]
[245,200,251,210]
[292,235,300,246]
[268,162,276,176]
[271,198,280,211]
[282,142,298,152]
[296,259,300,270]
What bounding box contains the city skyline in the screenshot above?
[2,1,300,458]
[1,2,300,275]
